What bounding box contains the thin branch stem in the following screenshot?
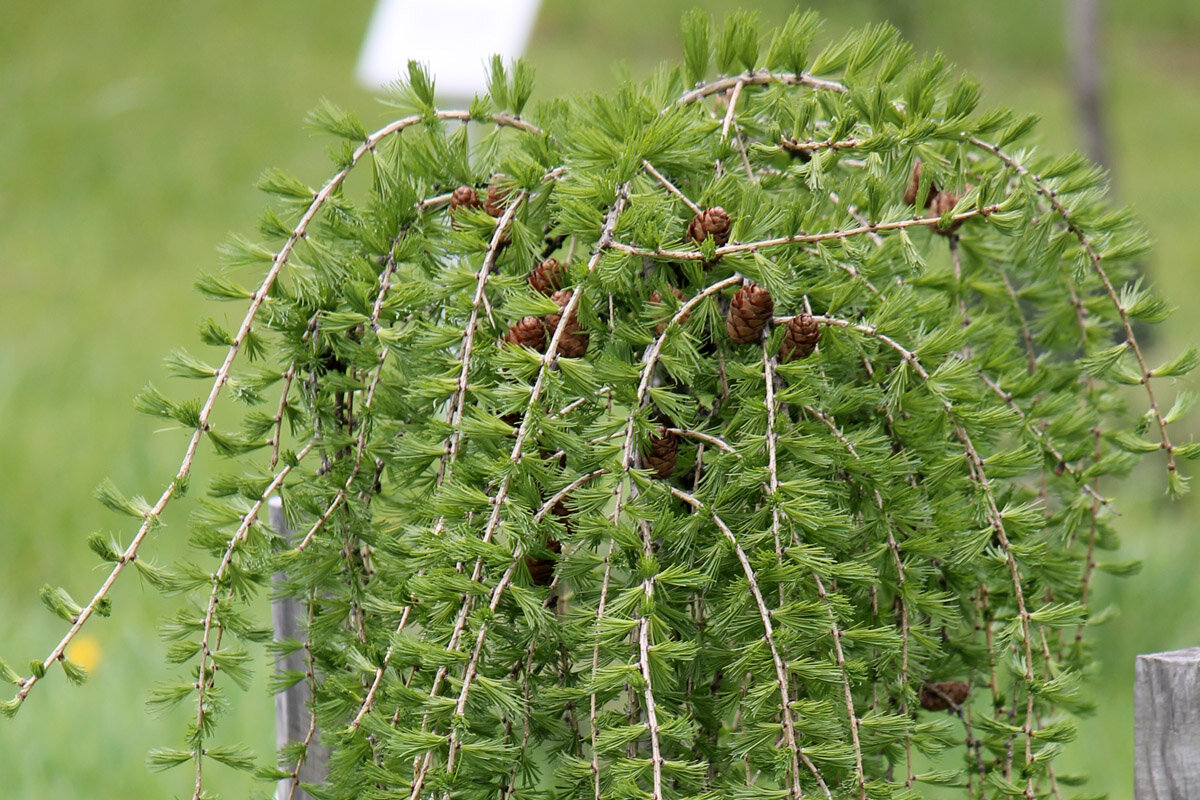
[609,204,1000,260]
[720,80,745,141]
[781,135,865,154]
[664,427,738,455]
[534,470,607,523]
[284,592,320,800]
[674,70,847,107]
[642,160,702,216]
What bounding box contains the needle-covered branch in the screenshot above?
[7,16,1188,800]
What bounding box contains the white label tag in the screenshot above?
[356,0,543,99]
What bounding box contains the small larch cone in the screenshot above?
[903,160,938,208]
[505,316,546,351]
[687,206,732,248]
[545,290,589,358]
[725,283,774,344]
[926,185,974,236]
[650,286,689,336]
[779,313,821,362]
[484,179,510,218]
[450,185,481,213]
[930,189,965,236]
[646,426,679,479]
[529,257,566,295]
[919,680,971,711]
[525,536,562,586]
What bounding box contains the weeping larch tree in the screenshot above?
[4,10,1197,800]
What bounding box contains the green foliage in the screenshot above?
[3,10,1194,800]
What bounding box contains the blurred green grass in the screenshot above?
[0,1,1196,796]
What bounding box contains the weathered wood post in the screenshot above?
[1135,647,1200,799]
[269,496,328,800]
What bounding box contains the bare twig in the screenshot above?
[674,70,847,107]
[664,427,738,455]
[642,160,703,216]
[720,80,745,141]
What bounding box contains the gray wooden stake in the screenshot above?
[1135,647,1200,799]
[270,496,328,800]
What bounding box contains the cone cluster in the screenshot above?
[725,282,774,344]
[524,536,562,587]
[902,161,936,208]
[484,179,509,218]
[930,190,965,235]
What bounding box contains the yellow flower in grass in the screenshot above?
[66,635,102,673]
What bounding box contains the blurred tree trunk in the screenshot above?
[1066,0,1110,170]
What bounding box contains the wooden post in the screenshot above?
[1135,647,1200,799]
[269,497,328,800]
[1065,0,1110,170]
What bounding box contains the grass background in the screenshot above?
[1,1,1197,796]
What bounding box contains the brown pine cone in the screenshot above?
[645,426,679,479]
[529,257,566,295]
[687,206,732,248]
[505,316,546,351]
[484,178,510,218]
[525,536,562,586]
[725,282,774,344]
[450,185,481,213]
[902,161,938,208]
[779,313,821,362]
[650,286,689,336]
[545,290,589,358]
[919,681,970,711]
[930,189,964,236]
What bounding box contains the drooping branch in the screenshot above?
[191,439,316,798]
[405,184,632,800]
[7,110,541,713]
[669,485,830,800]
[968,135,1175,475]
